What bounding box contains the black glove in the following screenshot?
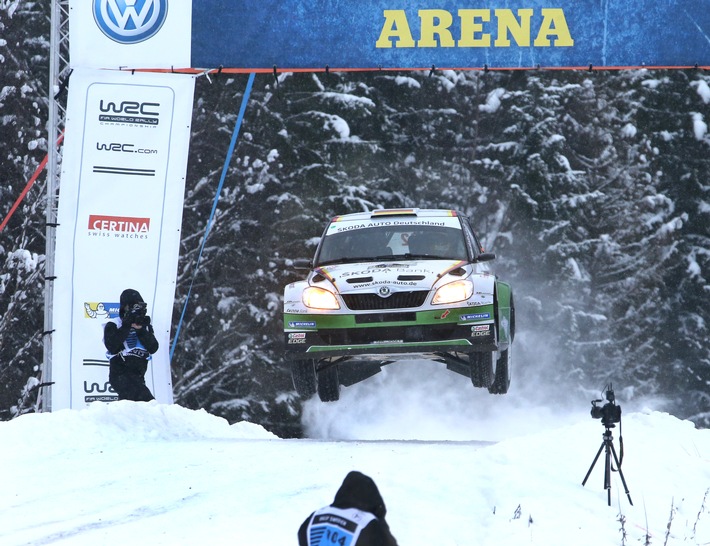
[136,316,154,335]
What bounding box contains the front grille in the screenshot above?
[356,312,416,324]
[342,290,429,310]
[319,324,457,344]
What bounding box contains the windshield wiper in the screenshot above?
[316,257,374,266]
[402,253,451,260]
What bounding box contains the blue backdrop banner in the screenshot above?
[191,0,710,70]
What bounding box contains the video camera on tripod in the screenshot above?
[582,383,632,506]
[590,384,622,428]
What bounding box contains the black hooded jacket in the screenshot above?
[298,471,398,546]
[103,289,158,379]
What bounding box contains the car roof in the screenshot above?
[330,208,461,222]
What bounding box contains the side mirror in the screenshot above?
[475,252,496,262]
[292,258,312,270]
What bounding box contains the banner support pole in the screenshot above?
[40,0,70,413]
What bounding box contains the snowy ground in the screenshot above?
[1,360,709,546]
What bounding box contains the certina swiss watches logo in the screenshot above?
[93,0,168,44]
[88,214,151,240]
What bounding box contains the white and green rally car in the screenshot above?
[284,208,515,402]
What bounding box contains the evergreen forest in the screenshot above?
[1,3,709,436]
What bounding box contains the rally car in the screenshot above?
[284,208,515,402]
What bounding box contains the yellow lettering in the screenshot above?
[494,9,533,47]
[375,8,574,50]
[458,9,490,47]
[534,8,574,46]
[376,10,416,48]
[417,9,455,48]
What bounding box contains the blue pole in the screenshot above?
[170,72,256,362]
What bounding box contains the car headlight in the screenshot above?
[432,279,473,305]
[302,286,341,310]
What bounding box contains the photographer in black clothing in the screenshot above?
[103,289,159,402]
[298,471,398,546]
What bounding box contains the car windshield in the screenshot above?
[315,224,468,265]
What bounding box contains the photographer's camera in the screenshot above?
[128,302,149,326]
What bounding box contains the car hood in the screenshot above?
[311,259,468,294]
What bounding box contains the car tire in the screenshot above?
[470,352,494,388]
[317,364,340,402]
[488,347,511,394]
[290,359,317,397]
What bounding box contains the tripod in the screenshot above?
[582,426,633,506]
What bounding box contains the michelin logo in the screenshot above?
[84,302,120,319]
[93,0,168,44]
[461,313,490,321]
[289,321,316,328]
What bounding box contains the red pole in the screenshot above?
[0,133,64,233]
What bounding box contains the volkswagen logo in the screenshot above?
[93,0,168,44]
[377,286,392,298]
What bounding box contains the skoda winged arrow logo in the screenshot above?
[378,286,392,298]
[93,0,168,44]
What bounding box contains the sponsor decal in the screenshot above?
[439,309,450,320]
[375,9,574,50]
[82,359,117,401]
[88,214,151,240]
[371,339,404,344]
[472,324,490,331]
[461,313,491,320]
[84,302,120,319]
[329,220,448,233]
[288,332,307,339]
[342,266,433,277]
[86,394,118,402]
[289,321,316,328]
[93,0,169,44]
[84,380,114,394]
[93,165,156,176]
[313,267,336,284]
[98,99,160,127]
[471,330,491,337]
[96,142,159,155]
[371,208,416,216]
[345,280,417,289]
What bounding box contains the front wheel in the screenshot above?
[488,347,511,394]
[290,359,317,397]
[317,363,340,402]
[470,352,494,388]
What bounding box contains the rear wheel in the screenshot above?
[470,352,494,388]
[488,347,511,394]
[290,359,317,397]
[317,364,340,402]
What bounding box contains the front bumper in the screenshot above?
[284,307,497,359]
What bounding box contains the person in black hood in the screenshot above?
[298,471,398,546]
[103,289,159,402]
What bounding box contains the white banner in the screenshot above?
[52,67,195,409]
[69,0,191,69]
